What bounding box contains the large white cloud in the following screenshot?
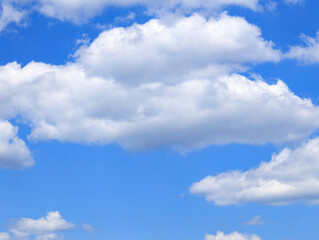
[1,61,319,151]
[8,211,74,239]
[190,137,319,206]
[75,14,281,85]
[0,120,34,169]
[205,231,261,240]
[0,14,316,153]
[286,31,319,64]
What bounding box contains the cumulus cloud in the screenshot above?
[191,137,319,206]
[205,231,261,240]
[286,32,319,64]
[0,14,316,154]
[0,121,34,169]
[9,211,74,239]
[75,14,281,85]
[1,61,319,151]
[0,2,27,33]
[0,0,303,27]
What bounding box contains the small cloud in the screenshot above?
[82,224,95,233]
[75,34,90,48]
[284,0,302,4]
[0,121,34,170]
[205,231,261,240]
[8,211,74,238]
[245,216,265,225]
[265,1,277,11]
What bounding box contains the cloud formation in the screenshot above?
[0,121,34,169]
[82,224,95,233]
[205,231,261,240]
[27,0,260,23]
[1,62,318,151]
[8,211,74,239]
[286,32,319,64]
[0,14,317,157]
[245,216,264,225]
[0,2,27,33]
[191,137,319,206]
[75,14,281,85]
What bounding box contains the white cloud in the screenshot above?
[0,121,34,169]
[0,233,10,240]
[191,137,319,206]
[0,14,318,166]
[35,233,63,240]
[286,32,319,64]
[0,0,302,26]
[0,14,315,154]
[1,61,318,151]
[75,14,281,85]
[82,224,95,233]
[0,2,27,33]
[245,216,264,225]
[33,0,260,23]
[205,231,261,240]
[9,211,74,239]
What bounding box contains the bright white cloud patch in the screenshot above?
[191,137,319,206]
[0,14,317,167]
[75,14,281,85]
[0,121,34,169]
[286,32,319,64]
[0,2,27,33]
[9,211,74,239]
[205,231,261,240]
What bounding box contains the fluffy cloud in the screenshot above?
[0,2,27,33]
[33,0,260,23]
[1,61,319,151]
[286,32,319,64]
[191,137,319,206]
[0,14,316,153]
[9,211,74,239]
[0,121,34,169]
[0,0,303,27]
[75,14,281,85]
[205,231,261,240]
[0,233,10,240]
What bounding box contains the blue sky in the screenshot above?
[1,0,319,240]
